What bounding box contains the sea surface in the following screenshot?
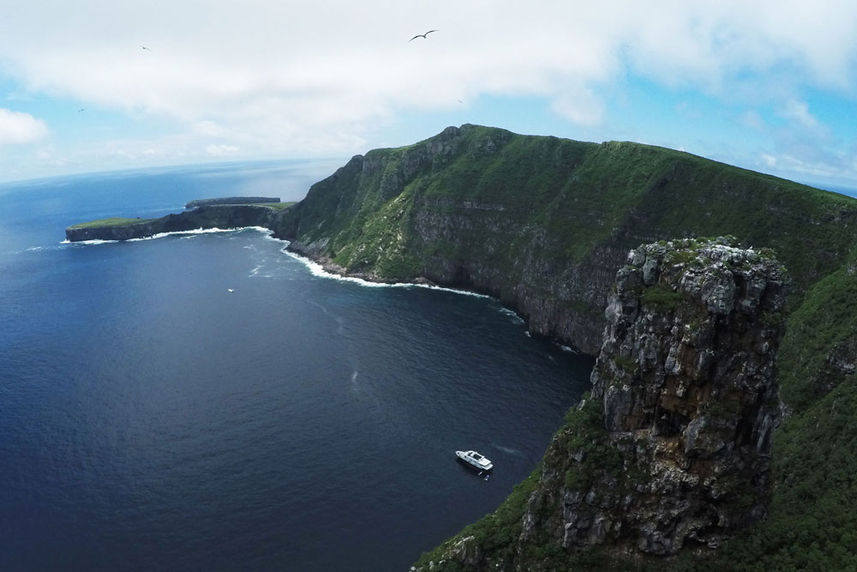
[0,161,594,571]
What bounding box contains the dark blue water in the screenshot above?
[0,162,593,571]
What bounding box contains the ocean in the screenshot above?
[0,161,594,571]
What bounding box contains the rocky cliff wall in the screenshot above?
[540,238,787,553]
[418,238,788,570]
[276,125,857,356]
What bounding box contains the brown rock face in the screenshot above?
[527,238,789,557]
[414,238,789,571]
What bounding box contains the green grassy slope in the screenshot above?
[67,217,156,229]
[279,125,857,569]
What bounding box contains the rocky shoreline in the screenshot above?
[65,204,281,243]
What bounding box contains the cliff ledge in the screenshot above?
[417,237,788,570]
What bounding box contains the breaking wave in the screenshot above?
[282,246,490,298]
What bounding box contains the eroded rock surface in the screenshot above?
[528,237,788,556]
[418,238,788,570]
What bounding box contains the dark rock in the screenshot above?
[523,238,789,558]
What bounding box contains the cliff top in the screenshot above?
[67,216,155,230]
[185,196,281,208]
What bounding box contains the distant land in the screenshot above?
[65,200,292,242]
[185,196,280,208]
[67,125,857,569]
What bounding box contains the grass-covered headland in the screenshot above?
[65,201,294,242]
[66,125,857,569]
[274,125,857,570]
[67,217,156,229]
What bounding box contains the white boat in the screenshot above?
[455,450,493,471]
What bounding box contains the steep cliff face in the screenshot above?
[276,124,857,355]
[417,238,788,570]
[536,238,787,552]
[63,126,857,568]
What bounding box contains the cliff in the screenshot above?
[185,196,280,208]
[415,238,787,569]
[65,125,857,568]
[65,204,280,242]
[271,125,857,569]
[275,124,856,355]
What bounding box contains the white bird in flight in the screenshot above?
[409,30,437,41]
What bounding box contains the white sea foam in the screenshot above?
[556,344,579,354]
[71,238,119,245]
[66,226,274,247]
[126,227,239,242]
[282,246,490,298]
[492,444,523,456]
[499,307,525,324]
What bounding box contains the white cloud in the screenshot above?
[782,99,825,135]
[0,108,48,145]
[0,1,856,181]
[740,110,766,131]
[206,144,239,156]
[551,86,605,126]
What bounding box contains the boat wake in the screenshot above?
[491,444,523,457]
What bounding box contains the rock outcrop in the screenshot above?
[418,238,788,569]
[541,238,787,553]
[275,125,854,356]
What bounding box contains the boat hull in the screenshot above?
[455,450,493,472]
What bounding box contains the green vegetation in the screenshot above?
[640,284,683,311]
[260,201,295,210]
[67,217,154,229]
[676,376,857,571]
[777,251,857,412]
[414,467,543,569]
[558,396,624,489]
[279,125,857,570]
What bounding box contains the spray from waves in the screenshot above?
[491,444,524,457]
[127,227,246,242]
[61,226,274,247]
[499,307,525,324]
[62,238,118,246]
[556,343,579,354]
[282,247,491,299]
[63,225,494,303]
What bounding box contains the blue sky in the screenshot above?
[1,1,857,190]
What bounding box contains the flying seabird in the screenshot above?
[409,30,437,41]
[141,45,150,50]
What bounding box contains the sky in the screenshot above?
[1,1,857,190]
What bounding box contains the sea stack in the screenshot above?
[420,237,789,569]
